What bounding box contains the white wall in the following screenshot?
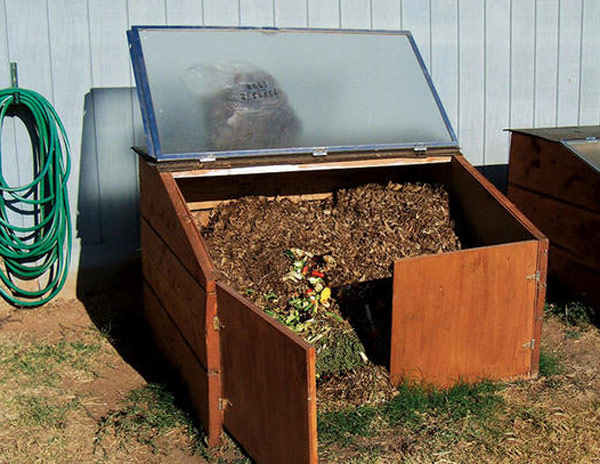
[0,0,599,277]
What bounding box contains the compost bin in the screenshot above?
[508,126,600,309]
[129,26,548,464]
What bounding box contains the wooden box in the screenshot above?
[139,152,547,464]
[508,127,600,309]
[129,26,548,463]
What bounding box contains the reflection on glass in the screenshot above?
[133,27,456,158]
[563,139,600,173]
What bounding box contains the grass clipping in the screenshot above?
[200,182,461,379]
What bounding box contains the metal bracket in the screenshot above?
[522,338,535,350]
[312,147,327,157]
[213,316,223,331]
[200,154,216,163]
[218,398,232,411]
[413,143,427,154]
[10,62,19,104]
[526,271,540,281]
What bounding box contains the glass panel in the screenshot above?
[133,27,456,159]
[562,139,600,173]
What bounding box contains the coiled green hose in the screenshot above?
[0,87,71,307]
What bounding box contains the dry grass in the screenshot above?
[0,295,599,463]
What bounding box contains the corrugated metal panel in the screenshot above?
[0,0,598,276]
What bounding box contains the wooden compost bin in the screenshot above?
[139,150,548,464]
[508,127,600,309]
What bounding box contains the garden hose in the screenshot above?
[0,86,71,307]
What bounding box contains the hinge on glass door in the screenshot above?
[413,143,427,155]
[200,154,216,162]
[312,147,327,157]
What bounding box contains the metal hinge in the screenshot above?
[522,338,535,350]
[312,147,327,157]
[526,271,540,282]
[413,143,427,154]
[219,398,232,411]
[200,154,216,163]
[213,316,223,330]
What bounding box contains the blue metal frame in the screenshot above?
[127,25,459,162]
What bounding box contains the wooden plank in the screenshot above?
[371,0,401,30]
[204,0,239,26]
[340,0,371,29]
[239,0,274,26]
[217,282,317,464]
[139,160,216,291]
[390,241,539,387]
[507,185,600,274]
[534,0,559,127]
[484,0,511,165]
[187,192,333,213]
[143,283,222,447]
[307,0,340,28]
[274,0,308,27]
[509,0,536,129]
[449,156,543,247]
[458,2,485,165]
[141,218,216,369]
[507,133,600,213]
[556,0,583,126]
[548,244,600,310]
[431,0,458,131]
[165,0,204,25]
[579,0,600,125]
[531,238,549,376]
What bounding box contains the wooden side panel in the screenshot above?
[549,245,600,310]
[508,133,600,213]
[531,238,549,376]
[508,186,600,273]
[450,156,544,247]
[143,284,221,446]
[141,218,217,369]
[390,241,539,387]
[217,283,317,464]
[139,160,215,291]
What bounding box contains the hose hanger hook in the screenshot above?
[10,62,19,103]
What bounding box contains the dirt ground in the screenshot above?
[0,286,599,463]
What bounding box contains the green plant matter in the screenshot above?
[16,394,79,428]
[315,328,369,377]
[95,383,205,455]
[318,406,378,446]
[538,348,561,377]
[544,301,596,326]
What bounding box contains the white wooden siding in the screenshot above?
[0,0,598,275]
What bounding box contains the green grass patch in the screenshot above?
[544,301,596,326]
[318,406,377,445]
[0,338,102,386]
[317,380,504,446]
[95,383,205,455]
[538,348,561,377]
[16,394,79,428]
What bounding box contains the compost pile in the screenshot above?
[199,182,461,403]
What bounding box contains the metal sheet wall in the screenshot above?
[0,0,598,276]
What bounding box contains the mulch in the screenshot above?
[197,181,461,403]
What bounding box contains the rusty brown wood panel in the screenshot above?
[449,156,544,247]
[548,245,600,309]
[508,186,600,274]
[217,283,317,464]
[508,133,600,213]
[139,159,216,292]
[143,283,222,447]
[531,238,549,376]
[390,241,539,387]
[141,218,220,370]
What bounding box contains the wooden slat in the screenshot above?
[531,238,549,376]
[141,218,218,370]
[143,283,222,447]
[217,283,317,464]
[534,0,559,127]
[450,156,544,247]
[390,241,539,387]
[139,160,216,291]
[508,133,600,213]
[548,245,600,310]
[579,0,600,125]
[508,186,600,274]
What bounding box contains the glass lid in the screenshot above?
[562,139,600,174]
[128,26,457,162]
